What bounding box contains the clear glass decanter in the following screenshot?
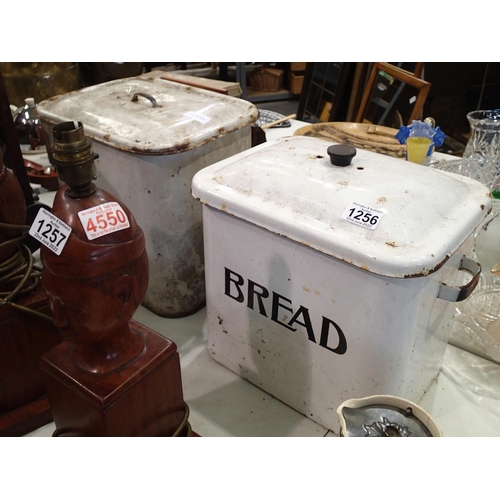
[436,109,500,197]
[463,109,500,195]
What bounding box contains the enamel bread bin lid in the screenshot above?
[36,75,258,155]
[192,136,492,278]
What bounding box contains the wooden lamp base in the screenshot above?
[40,320,189,437]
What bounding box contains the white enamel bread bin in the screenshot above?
[36,74,258,317]
[191,136,492,434]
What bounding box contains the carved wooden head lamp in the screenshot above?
[41,121,147,285]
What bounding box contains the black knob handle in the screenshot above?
[327,144,356,167]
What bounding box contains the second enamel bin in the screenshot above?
[36,73,258,317]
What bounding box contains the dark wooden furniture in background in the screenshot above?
[423,62,500,139]
[0,71,35,207]
[0,90,62,436]
[0,287,61,436]
[297,63,355,123]
[355,62,431,127]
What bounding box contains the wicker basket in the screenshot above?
[249,66,284,92]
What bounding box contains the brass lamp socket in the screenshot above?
[51,121,98,198]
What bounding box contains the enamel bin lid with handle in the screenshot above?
[36,73,258,318]
[191,135,492,435]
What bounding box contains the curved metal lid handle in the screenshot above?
[131,92,159,108]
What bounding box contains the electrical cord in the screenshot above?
[0,220,54,323]
[172,403,192,437]
[52,403,193,437]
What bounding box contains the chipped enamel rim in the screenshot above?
[192,136,492,278]
[36,76,259,155]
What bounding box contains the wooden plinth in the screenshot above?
[0,287,62,436]
[40,321,187,437]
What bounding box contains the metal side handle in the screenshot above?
[438,256,481,302]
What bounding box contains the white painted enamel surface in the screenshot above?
[36,76,257,317]
[90,130,252,317]
[192,136,491,278]
[36,75,258,154]
[192,136,491,433]
[200,206,468,434]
